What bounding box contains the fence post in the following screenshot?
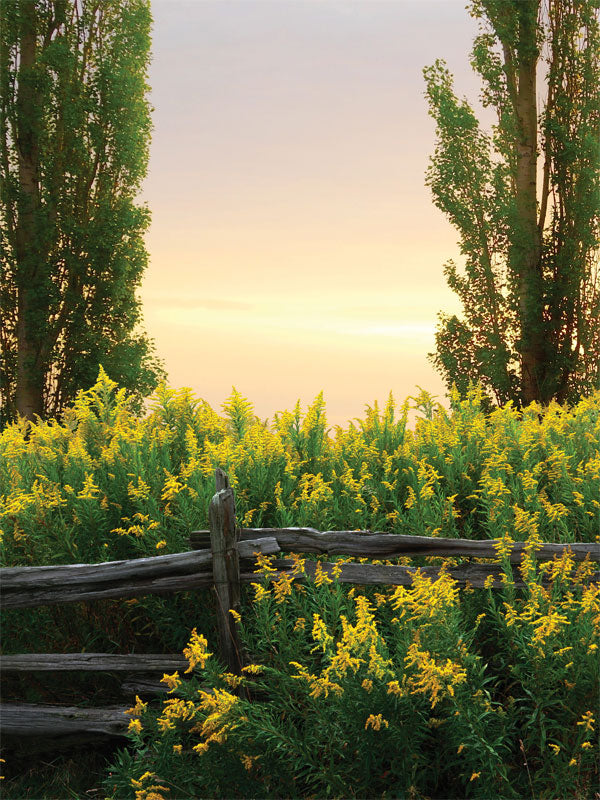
[209,469,243,674]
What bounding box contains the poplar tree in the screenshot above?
[424,0,600,407]
[0,0,164,424]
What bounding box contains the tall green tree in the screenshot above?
[424,0,600,407]
[0,0,164,424]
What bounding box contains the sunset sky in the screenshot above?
[141,0,483,426]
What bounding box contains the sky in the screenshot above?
[140,0,482,426]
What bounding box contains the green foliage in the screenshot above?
[104,556,598,799]
[425,0,600,406]
[1,375,598,796]
[0,0,164,423]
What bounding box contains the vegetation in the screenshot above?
[425,0,600,407]
[2,0,599,796]
[0,0,164,424]
[105,552,598,799]
[1,372,598,797]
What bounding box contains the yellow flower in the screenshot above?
[494,533,514,561]
[173,744,183,754]
[311,614,334,652]
[128,477,151,502]
[126,695,148,717]
[241,664,264,675]
[314,561,333,587]
[251,582,271,603]
[365,714,388,731]
[161,472,183,501]
[531,610,569,645]
[155,540,167,550]
[242,508,256,526]
[221,672,243,688]
[549,743,561,754]
[160,671,181,693]
[554,646,572,656]
[229,609,242,623]
[273,573,294,603]
[581,742,593,750]
[404,643,467,708]
[241,754,259,770]
[131,771,155,788]
[457,744,465,754]
[389,567,459,623]
[470,772,481,781]
[326,643,363,679]
[289,661,343,699]
[289,552,306,575]
[183,629,212,673]
[77,473,100,500]
[362,679,373,693]
[577,711,595,732]
[142,786,171,800]
[569,758,577,767]
[293,617,306,632]
[128,718,143,734]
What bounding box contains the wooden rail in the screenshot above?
[4,529,596,610]
[191,527,600,562]
[2,468,598,741]
[0,653,188,672]
[1,704,129,737]
[1,536,279,609]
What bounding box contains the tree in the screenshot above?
[0,0,164,424]
[424,0,600,407]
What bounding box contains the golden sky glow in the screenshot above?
[141,1,480,425]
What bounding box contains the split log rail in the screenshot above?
[1,468,598,739]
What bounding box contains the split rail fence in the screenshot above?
[1,468,599,740]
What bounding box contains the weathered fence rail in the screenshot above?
[0,653,188,672]
[191,526,599,562]
[1,704,129,737]
[1,537,279,609]
[4,535,597,610]
[2,467,598,740]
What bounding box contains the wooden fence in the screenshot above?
[1,468,598,739]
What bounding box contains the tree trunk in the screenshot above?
[16,290,44,420]
[514,1,546,405]
[14,1,44,421]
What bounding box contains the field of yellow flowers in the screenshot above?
[1,369,599,798]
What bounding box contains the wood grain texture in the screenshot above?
[120,678,171,696]
[1,538,279,608]
[209,484,243,674]
[0,653,188,672]
[1,538,279,591]
[0,704,129,736]
[261,559,599,589]
[190,527,599,562]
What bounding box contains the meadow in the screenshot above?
[1,369,598,798]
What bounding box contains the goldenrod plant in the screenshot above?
[104,552,598,799]
[1,369,598,796]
